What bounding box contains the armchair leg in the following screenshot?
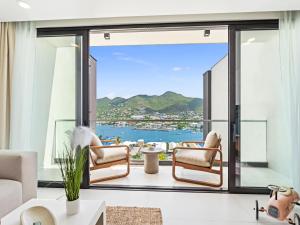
[172,164,223,188]
[90,161,130,184]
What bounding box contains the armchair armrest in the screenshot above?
[0,150,37,202]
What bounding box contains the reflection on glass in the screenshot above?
[238,30,292,187]
[32,36,81,181]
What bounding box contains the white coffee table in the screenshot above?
[141,148,164,174]
[1,199,106,225]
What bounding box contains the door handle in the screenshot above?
[232,123,237,142]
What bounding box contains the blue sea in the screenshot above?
[96,125,203,143]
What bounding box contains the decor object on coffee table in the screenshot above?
[20,206,57,225]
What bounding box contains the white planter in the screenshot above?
[66,199,80,215]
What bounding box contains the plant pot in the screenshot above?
[66,199,80,215]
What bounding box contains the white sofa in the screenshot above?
[0,151,37,218]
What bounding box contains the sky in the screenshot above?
[90,43,228,99]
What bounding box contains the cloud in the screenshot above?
[112,52,155,67]
[112,52,125,56]
[172,67,183,71]
[172,66,190,72]
[117,56,155,67]
[106,92,117,99]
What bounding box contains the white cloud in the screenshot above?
[106,92,117,99]
[172,66,190,72]
[117,56,155,67]
[172,67,183,71]
[112,52,155,67]
[112,52,125,56]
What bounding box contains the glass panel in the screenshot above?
[236,30,292,187]
[32,36,81,181]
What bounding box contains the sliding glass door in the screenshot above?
[228,23,293,192]
[35,21,285,192]
[34,30,89,187]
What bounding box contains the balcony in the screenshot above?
[32,118,289,189]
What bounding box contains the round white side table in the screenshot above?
[141,148,164,174]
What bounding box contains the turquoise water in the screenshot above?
[96,125,203,143]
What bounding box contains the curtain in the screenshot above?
[0,23,15,149]
[279,11,300,192]
[10,22,36,149]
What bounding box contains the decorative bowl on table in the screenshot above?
[20,206,57,225]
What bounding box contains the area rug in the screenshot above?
[106,206,163,225]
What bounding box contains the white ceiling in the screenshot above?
[90,29,228,46]
[0,0,299,22]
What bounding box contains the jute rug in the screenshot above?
[106,206,163,225]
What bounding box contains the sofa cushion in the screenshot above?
[96,147,127,164]
[175,149,211,167]
[0,179,22,219]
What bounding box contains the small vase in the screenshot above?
[66,199,80,215]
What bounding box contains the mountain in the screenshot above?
[96,91,203,118]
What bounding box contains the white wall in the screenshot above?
[211,54,267,163]
[210,55,228,162]
[31,38,77,173]
[44,46,76,168]
[210,30,291,184]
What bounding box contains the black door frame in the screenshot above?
[37,19,279,193]
[228,22,279,194]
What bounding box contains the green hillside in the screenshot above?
[97,91,203,119]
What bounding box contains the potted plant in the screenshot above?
[58,145,88,215]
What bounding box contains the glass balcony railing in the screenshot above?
[52,119,267,165]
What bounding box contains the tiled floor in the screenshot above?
[39,165,291,190]
[91,165,291,188]
[38,188,299,225]
[91,165,226,188]
[39,165,291,189]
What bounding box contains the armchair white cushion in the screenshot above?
[175,149,211,167]
[95,147,127,164]
[90,132,103,160]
